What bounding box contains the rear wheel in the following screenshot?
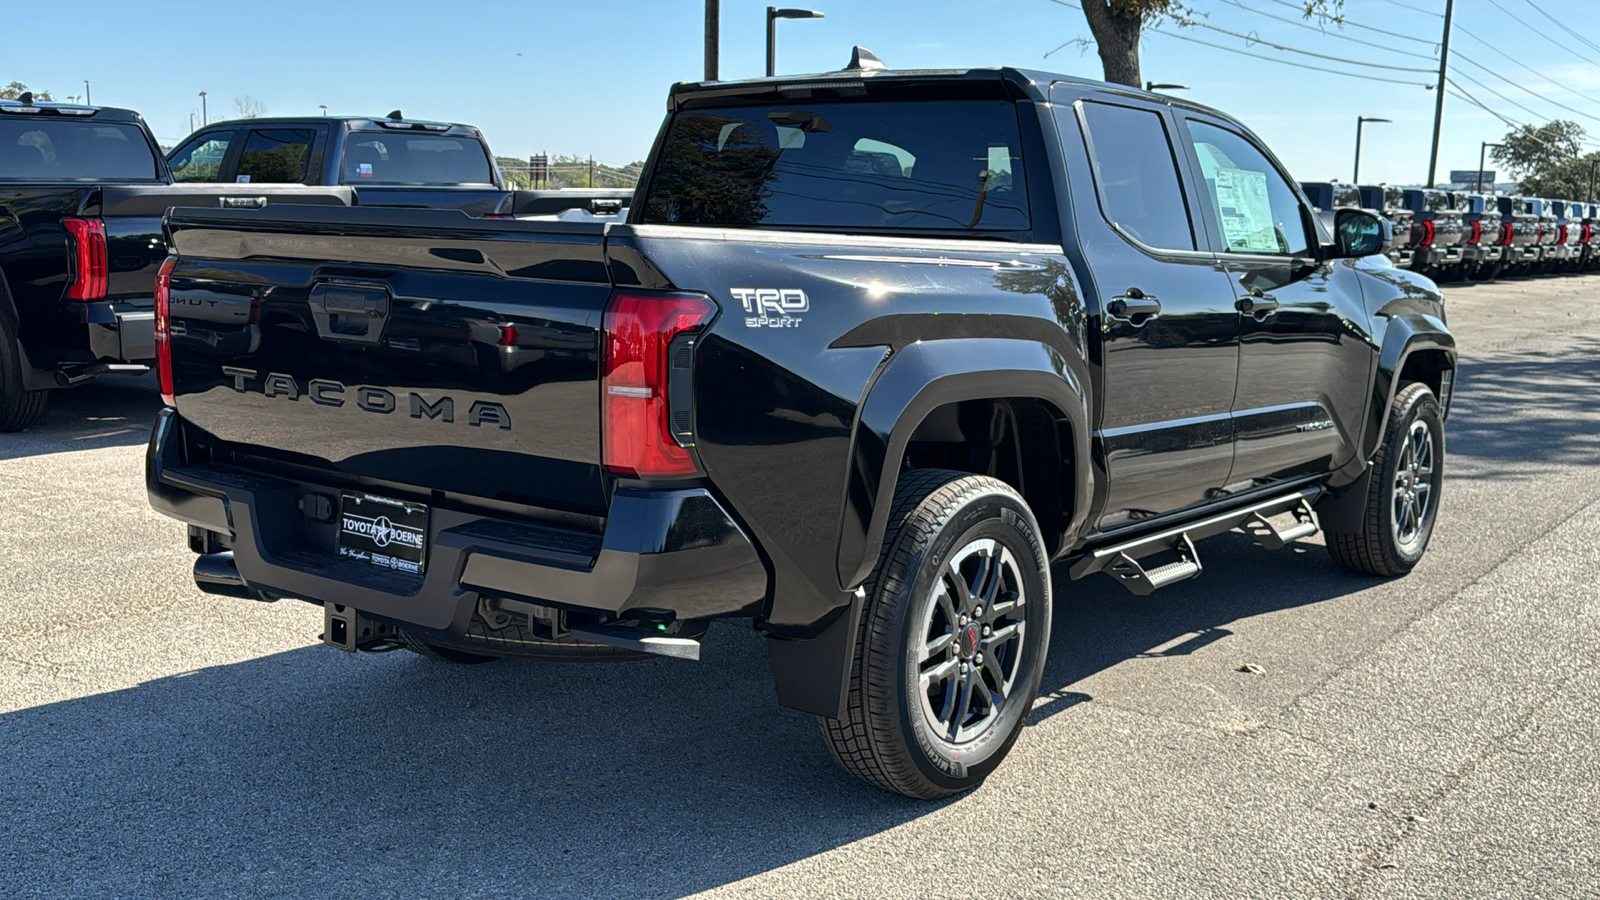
[818,470,1051,799]
[0,297,48,433]
[1326,382,1444,576]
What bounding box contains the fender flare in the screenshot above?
[834,337,1091,590]
[1364,313,1456,461]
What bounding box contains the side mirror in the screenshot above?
[1329,208,1392,259]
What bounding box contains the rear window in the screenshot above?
[640,100,1031,236]
[236,128,314,183]
[341,134,493,185]
[0,120,158,181]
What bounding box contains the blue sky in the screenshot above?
[10,0,1600,187]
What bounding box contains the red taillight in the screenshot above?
[1501,223,1515,246]
[1415,220,1436,246]
[601,291,715,478]
[1558,225,1569,245]
[1468,221,1483,245]
[63,217,107,300]
[1584,225,1594,245]
[1537,223,1546,244]
[154,256,177,407]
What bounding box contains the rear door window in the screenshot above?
[1185,120,1311,257]
[640,99,1031,236]
[0,120,159,181]
[341,134,494,185]
[168,131,234,182]
[235,128,314,184]
[1078,102,1195,251]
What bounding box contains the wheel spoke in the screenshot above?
[971,673,995,713]
[983,622,1022,652]
[949,673,974,740]
[945,559,974,613]
[934,582,958,630]
[982,653,1008,702]
[921,657,959,691]
[921,631,954,662]
[985,591,1022,623]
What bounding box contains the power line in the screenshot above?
[1167,14,1437,72]
[1215,0,1438,61]
[1371,0,1442,17]
[1453,23,1600,114]
[1482,0,1600,73]
[1518,0,1600,56]
[1453,53,1600,130]
[1253,0,1441,48]
[1143,27,1435,86]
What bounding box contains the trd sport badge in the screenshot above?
[731,288,808,328]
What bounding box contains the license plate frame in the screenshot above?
[337,492,429,576]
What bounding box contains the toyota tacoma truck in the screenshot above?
[146,58,1456,799]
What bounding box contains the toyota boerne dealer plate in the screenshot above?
[338,493,428,575]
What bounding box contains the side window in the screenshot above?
[235,129,314,184]
[1078,102,1195,251]
[168,132,232,182]
[1185,120,1310,256]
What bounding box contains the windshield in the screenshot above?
[0,119,159,181]
[341,133,494,185]
[640,99,1031,235]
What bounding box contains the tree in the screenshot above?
[232,96,267,118]
[1076,1,1346,87]
[1490,121,1599,200]
[1,81,53,101]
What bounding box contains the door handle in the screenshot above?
[1236,290,1280,317]
[1107,289,1162,327]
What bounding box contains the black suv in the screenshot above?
[147,62,1455,798]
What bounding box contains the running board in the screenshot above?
[1070,487,1323,595]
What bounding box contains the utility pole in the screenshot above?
[1354,116,1391,184]
[1477,142,1502,193]
[589,155,595,187]
[199,90,208,126]
[83,80,91,105]
[705,0,720,81]
[1425,0,1455,189]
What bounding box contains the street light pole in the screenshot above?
[198,91,207,126]
[83,80,90,105]
[766,7,824,77]
[704,0,719,81]
[1426,0,1456,188]
[319,104,328,116]
[1354,116,1391,184]
[1477,142,1503,193]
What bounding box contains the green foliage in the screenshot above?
[1076,1,1347,86]
[1,81,54,101]
[1491,120,1589,196]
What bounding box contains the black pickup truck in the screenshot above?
[146,61,1456,798]
[0,98,353,430]
[167,114,633,218]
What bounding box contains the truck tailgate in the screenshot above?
[164,206,611,514]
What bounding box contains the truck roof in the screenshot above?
[0,100,146,124]
[668,65,1240,125]
[195,115,484,137]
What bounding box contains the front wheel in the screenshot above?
[1326,382,1444,576]
[818,470,1051,799]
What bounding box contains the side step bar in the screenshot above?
[1069,487,1323,596]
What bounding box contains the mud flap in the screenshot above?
[1314,463,1374,533]
[766,596,862,719]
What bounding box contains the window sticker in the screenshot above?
[235,174,251,183]
[1213,166,1280,253]
[357,162,373,178]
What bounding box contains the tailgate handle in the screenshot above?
[308,284,390,344]
[221,196,267,209]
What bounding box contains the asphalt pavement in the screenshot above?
[1,271,1597,899]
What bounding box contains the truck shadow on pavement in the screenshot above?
[1,539,1383,899]
[1443,336,1600,476]
[0,373,160,461]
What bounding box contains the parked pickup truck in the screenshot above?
[1405,188,1465,280]
[1454,192,1505,281]
[147,59,1456,798]
[0,98,355,430]
[167,114,633,218]
[1497,195,1543,276]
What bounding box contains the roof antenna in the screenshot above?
[844,46,887,71]
[17,92,33,106]
[386,109,403,121]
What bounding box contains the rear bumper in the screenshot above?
[146,409,768,632]
[85,300,155,363]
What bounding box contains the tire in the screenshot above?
[1326,382,1444,577]
[818,469,1052,799]
[0,293,48,433]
